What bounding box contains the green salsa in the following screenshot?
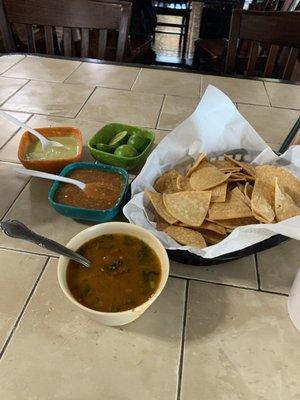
[25,136,79,160]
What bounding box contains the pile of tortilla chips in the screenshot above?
[145,153,300,249]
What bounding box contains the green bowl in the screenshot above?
[88,123,155,170]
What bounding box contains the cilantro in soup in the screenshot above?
[67,234,161,312]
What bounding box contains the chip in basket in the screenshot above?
[142,152,300,249]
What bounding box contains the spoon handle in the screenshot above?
[0,110,48,144]
[0,220,90,268]
[15,168,86,190]
[0,111,63,148]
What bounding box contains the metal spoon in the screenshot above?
[0,110,63,151]
[0,220,90,268]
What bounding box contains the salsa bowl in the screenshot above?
[57,222,170,326]
[48,162,128,223]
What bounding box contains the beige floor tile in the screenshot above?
[157,95,199,130]
[0,114,105,163]
[66,62,140,90]
[202,75,270,105]
[170,255,258,289]
[237,104,299,145]
[265,82,300,110]
[0,111,31,149]
[0,178,90,255]
[257,240,300,295]
[0,162,30,219]
[132,68,201,97]
[0,77,28,105]
[1,81,94,117]
[181,281,300,400]
[0,249,46,350]
[0,261,185,400]
[79,87,164,128]
[153,129,170,145]
[0,55,25,74]
[267,142,280,151]
[3,55,81,82]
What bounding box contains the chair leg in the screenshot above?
[182,12,190,60]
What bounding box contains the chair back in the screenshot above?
[225,10,300,79]
[0,0,132,61]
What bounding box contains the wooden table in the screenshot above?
[0,54,300,400]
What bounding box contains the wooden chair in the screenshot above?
[225,10,300,79]
[0,0,132,61]
[154,1,192,59]
[92,0,155,63]
[192,0,294,71]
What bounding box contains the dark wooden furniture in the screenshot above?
[154,1,192,59]
[225,10,300,79]
[192,0,295,71]
[0,0,132,61]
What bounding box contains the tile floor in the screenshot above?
[0,55,299,399]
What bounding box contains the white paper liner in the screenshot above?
[123,85,300,259]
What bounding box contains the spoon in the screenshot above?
[0,220,90,268]
[0,110,64,151]
[15,167,86,190]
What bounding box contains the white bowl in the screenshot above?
[57,222,170,326]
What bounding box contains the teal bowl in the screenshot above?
[88,123,155,170]
[48,162,128,223]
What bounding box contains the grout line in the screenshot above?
[254,253,261,290]
[0,107,81,120]
[0,79,30,107]
[176,280,189,400]
[129,67,142,91]
[155,94,166,129]
[0,55,26,75]
[62,61,83,83]
[0,113,34,151]
[263,81,272,106]
[73,86,97,118]
[0,256,50,359]
[168,273,288,297]
[0,246,57,258]
[0,177,32,221]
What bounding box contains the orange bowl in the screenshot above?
[18,127,83,174]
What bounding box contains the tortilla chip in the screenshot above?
[201,230,227,245]
[155,213,170,231]
[208,191,253,220]
[231,187,250,206]
[209,181,228,202]
[145,190,178,224]
[251,178,275,223]
[256,165,300,204]
[224,155,256,177]
[199,220,227,235]
[164,225,207,248]
[186,153,207,177]
[220,167,242,173]
[213,217,257,228]
[275,179,300,222]
[177,175,191,191]
[163,191,211,227]
[244,183,253,203]
[210,159,239,170]
[190,161,230,191]
[175,220,227,235]
[154,170,180,194]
